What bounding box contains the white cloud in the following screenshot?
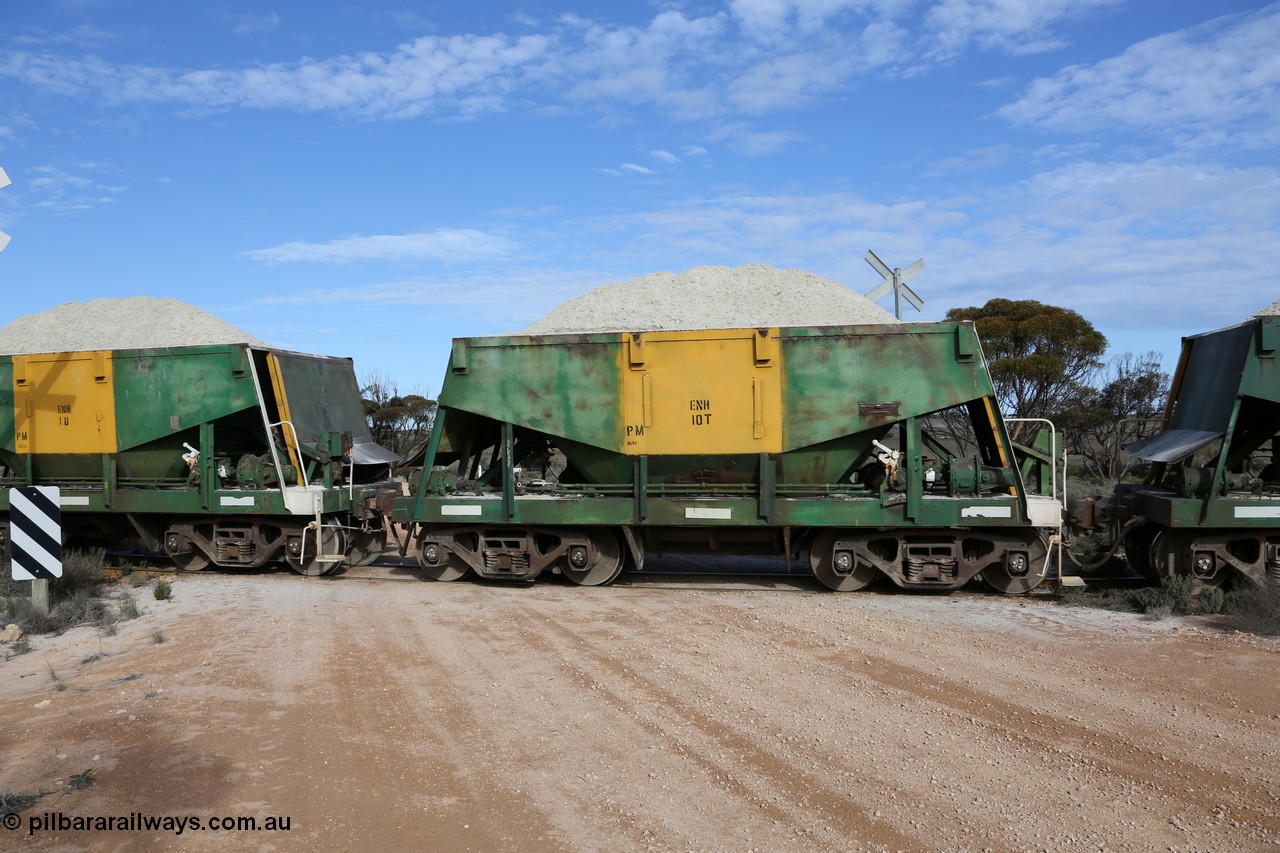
[729,0,909,39]
[249,267,612,334]
[729,0,790,35]
[727,50,855,113]
[711,122,805,155]
[235,153,1280,355]
[0,1,1134,126]
[22,162,124,214]
[920,158,1280,333]
[595,162,657,176]
[557,10,728,119]
[927,143,1022,175]
[243,229,516,264]
[10,24,119,49]
[650,148,679,164]
[229,13,282,37]
[571,158,1280,339]
[998,5,1280,148]
[0,33,554,120]
[922,0,1123,60]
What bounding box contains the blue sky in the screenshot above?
[1,0,1277,395]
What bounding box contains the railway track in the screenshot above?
[99,550,1138,599]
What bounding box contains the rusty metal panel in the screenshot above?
[1244,317,1279,402]
[0,357,13,456]
[858,401,900,418]
[779,322,993,451]
[112,345,259,449]
[438,332,624,452]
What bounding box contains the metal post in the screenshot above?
[501,422,515,520]
[633,456,648,522]
[410,409,447,520]
[759,453,775,522]
[31,578,49,616]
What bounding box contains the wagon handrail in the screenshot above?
[267,418,311,491]
[1005,417,1065,585]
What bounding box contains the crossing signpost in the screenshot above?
[9,486,63,616]
[864,249,925,320]
[0,167,10,252]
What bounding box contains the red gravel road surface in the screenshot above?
[1,570,1277,852]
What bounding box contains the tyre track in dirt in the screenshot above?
[690,594,1280,847]
[527,593,1090,850]
[503,605,923,852]
[4,573,1278,852]
[391,590,848,851]
[515,586,1277,850]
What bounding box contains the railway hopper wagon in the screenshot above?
[1072,315,1280,587]
[396,321,1063,593]
[0,344,399,575]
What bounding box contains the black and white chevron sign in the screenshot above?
[10,486,62,580]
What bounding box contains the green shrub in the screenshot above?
[0,790,44,817]
[67,769,95,791]
[1196,586,1226,615]
[1064,532,1118,572]
[1130,574,1197,616]
[1059,585,1137,612]
[53,548,106,597]
[53,588,107,628]
[117,597,140,620]
[1222,583,1280,637]
[13,600,58,636]
[1140,603,1174,621]
[153,580,172,601]
[1,548,111,636]
[0,571,27,600]
[46,661,64,691]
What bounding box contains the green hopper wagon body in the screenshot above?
[0,344,399,574]
[395,321,1062,593]
[1102,316,1280,586]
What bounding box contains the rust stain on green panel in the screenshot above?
[439,333,624,451]
[0,358,15,455]
[112,345,259,450]
[780,322,992,452]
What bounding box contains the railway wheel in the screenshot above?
[561,529,625,586]
[170,549,211,572]
[978,535,1050,595]
[1150,531,1229,588]
[1123,522,1159,582]
[1147,530,1174,581]
[286,520,346,576]
[809,529,878,592]
[343,528,387,568]
[416,535,472,582]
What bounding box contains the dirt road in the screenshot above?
[2,569,1277,852]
